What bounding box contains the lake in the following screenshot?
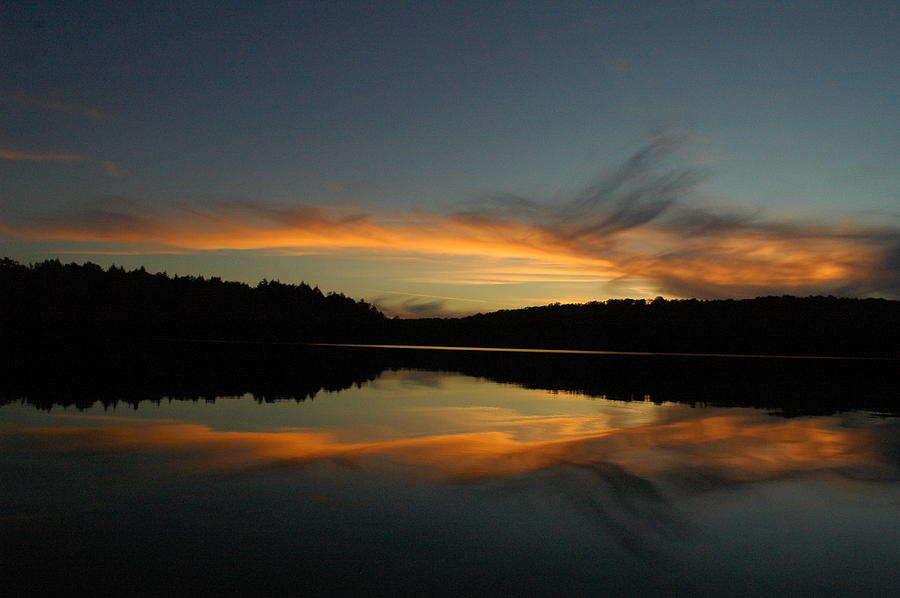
[2,344,898,597]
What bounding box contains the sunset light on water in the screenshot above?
[2,2,897,595]
[3,366,898,596]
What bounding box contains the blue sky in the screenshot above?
[2,1,898,315]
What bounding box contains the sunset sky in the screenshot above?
[2,1,897,316]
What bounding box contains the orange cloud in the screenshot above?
[0,203,603,262]
[1,199,894,299]
[1,136,896,299]
[0,150,85,161]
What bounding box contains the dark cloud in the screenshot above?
[373,295,450,318]
[467,133,700,238]
[22,196,155,237]
[556,136,700,238]
[61,210,152,235]
[402,298,448,315]
[868,238,900,296]
[455,132,900,299]
[664,205,761,235]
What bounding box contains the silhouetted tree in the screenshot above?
[0,258,385,345]
[2,257,898,357]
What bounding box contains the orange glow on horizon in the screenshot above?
[0,201,889,298]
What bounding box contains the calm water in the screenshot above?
[2,346,899,597]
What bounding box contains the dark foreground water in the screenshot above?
[2,344,898,597]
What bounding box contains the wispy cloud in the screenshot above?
[3,91,111,120]
[101,160,127,177]
[371,290,491,318]
[371,289,492,304]
[2,135,898,299]
[0,150,85,162]
[1,149,126,177]
[321,180,380,192]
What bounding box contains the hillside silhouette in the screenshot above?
[2,257,899,357]
[385,295,900,357]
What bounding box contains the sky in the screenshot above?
[1,1,898,316]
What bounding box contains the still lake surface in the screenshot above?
[2,344,898,597]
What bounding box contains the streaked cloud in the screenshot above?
[0,150,85,162]
[1,149,126,178]
[2,135,898,300]
[3,91,111,120]
[321,180,380,192]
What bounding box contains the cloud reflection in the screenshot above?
[4,408,896,562]
[3,412,891,485]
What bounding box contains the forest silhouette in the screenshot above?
[0,257,383,345]
[2,257,899,357]
[2,258,899,415]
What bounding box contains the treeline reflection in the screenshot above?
[2,343,897,416]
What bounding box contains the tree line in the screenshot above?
[0,257,384,344]
[385,295,900,357]
[2,258,899,357]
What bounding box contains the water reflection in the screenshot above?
[3,342,898,416]
[2,361,899,596]
[4,409,894,484]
